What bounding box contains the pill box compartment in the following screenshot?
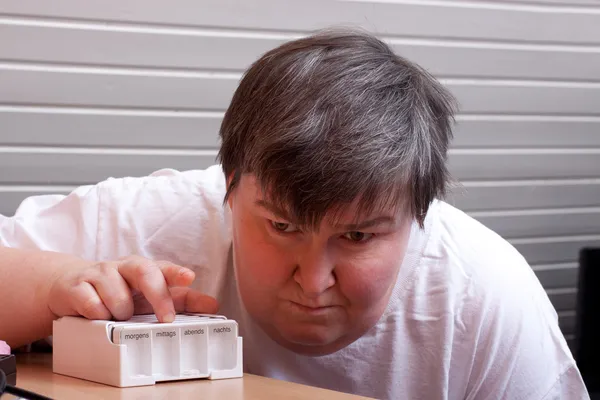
[52,314,243,387]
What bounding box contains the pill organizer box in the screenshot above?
[52,313,243,387]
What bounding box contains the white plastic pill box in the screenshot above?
[52,313,243,387]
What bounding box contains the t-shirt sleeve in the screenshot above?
[541,365,591,400]
[463,258,590,400]
[0,166,229,266]
[1,164,231,298]
[0,183,101,260]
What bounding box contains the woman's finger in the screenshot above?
[68,281,112,320]
[171,287,219,314]
[87,264,134,321]
[117,259,175,322]
[133,287,219,316]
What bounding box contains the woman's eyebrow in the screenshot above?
[336,216,395,231]
[254,199,292,220]
[255,200,397,230]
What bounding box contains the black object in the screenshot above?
[0,355,15,386]
[0,354,53,400]
[574,247,600,399]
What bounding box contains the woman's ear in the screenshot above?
[225,172,237,210]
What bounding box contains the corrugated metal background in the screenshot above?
[2,0,600,349]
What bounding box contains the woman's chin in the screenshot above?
[263,318,353,356]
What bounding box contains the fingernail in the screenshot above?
[180,268,194,280]
[163,312,175,323]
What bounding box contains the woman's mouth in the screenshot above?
[288,301,338,315]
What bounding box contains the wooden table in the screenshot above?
[8,353,373,399]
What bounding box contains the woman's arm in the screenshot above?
[0,246,94,348]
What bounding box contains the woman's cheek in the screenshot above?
[238,229,294,288]
[336,244,402,307]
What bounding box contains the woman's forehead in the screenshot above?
[238,171,409,223]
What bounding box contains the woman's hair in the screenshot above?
[218,27,457,228]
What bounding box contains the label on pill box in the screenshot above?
[212,325,232,334]
[122,331,150,341]
[154,329,177,339]
[183,327,205,336]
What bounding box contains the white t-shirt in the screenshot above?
[0,165,590,400]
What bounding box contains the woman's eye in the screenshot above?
[271,221,298,233]
[343,231,374,242]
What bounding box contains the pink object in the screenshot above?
[0,340,10,355]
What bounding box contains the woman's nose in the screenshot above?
[293,248,336,297]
